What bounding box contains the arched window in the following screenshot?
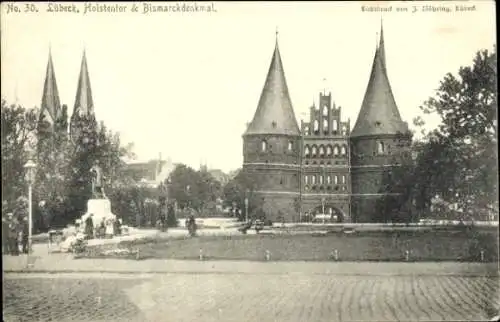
[341,145,347,155]
[326,145,332,157]
[319,175,324,185]
[323,119,328,132]
[311,146,317,157]
[304,176,309,185]
[304,126,310,135]
[333,146,339,156]
[261,140,267,152]
[288,141,293,151]
[304,145,310,157]
[341,125,347,136]
[311,175,316,185]
[332,120,338,132]
[319,145,325,158]
[313,120,319,133]
[378,141,385,154]
[342,175,346,184]
[322,106,328,117]
[334,175,338,184]
[326,175,331,184]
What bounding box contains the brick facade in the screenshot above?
[243,27,411,223]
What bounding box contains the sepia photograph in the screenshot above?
[1,1,498,321]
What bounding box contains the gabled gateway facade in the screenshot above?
[242,25,411,223]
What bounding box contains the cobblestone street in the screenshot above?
[3,270,499,322]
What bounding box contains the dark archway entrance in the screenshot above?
[308,204,345,223]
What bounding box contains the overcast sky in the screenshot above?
[1,1,496,172]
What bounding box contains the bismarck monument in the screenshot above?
[80,161,116,231]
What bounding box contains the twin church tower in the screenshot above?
[39,48,96,141]
[242,24,412,223]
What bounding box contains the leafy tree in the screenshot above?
[167,164,199,210]
[414,48,497,218]
[64,115,131,224]
[197,169,222,216]
[2,98,138,229]
[64,114,99,221]
[166,164,223,216]
[34,105,71,228]
[1,100,38,204]
[374,131,416,223]
[223,170,259,220]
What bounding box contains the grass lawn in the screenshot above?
[88,228,498,262]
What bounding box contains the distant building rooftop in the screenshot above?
[122,157,175,186]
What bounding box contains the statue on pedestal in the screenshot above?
[90,161,106,199]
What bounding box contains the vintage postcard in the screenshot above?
[1,1,498,321]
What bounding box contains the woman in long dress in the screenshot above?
[105,218,114,238]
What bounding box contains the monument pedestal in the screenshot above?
[81,198,116,230]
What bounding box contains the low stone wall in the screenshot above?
[273,222,498,231]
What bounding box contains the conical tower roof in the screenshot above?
[40,49,61,124]
[378,21,387,72]
[245,37,300,136]
[351,25,407,138]
[73,50,94,116]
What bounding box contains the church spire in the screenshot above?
[73,49,94,117]
[245,33,300,136]
[379,18,386,72]
[351,26,407,138]
[40,48,61,126]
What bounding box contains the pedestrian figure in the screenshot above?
[113,217,121,236]
[105,218,114,238]
[118,218,123,235]
[21,216,29,254]
[187,215,197,237]
[158,202,167,232]
[84,214,94,240]
[99,219,106,239]
[39,200,51,232]
[7,213,19,255]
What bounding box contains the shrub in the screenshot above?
[71,238,88,254]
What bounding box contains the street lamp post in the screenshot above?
[322,197,325,224]
[24,159,37,257]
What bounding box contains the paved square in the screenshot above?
[3,269,499,322]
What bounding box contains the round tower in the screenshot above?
[242,35,301,222]
[349,23,412,222]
